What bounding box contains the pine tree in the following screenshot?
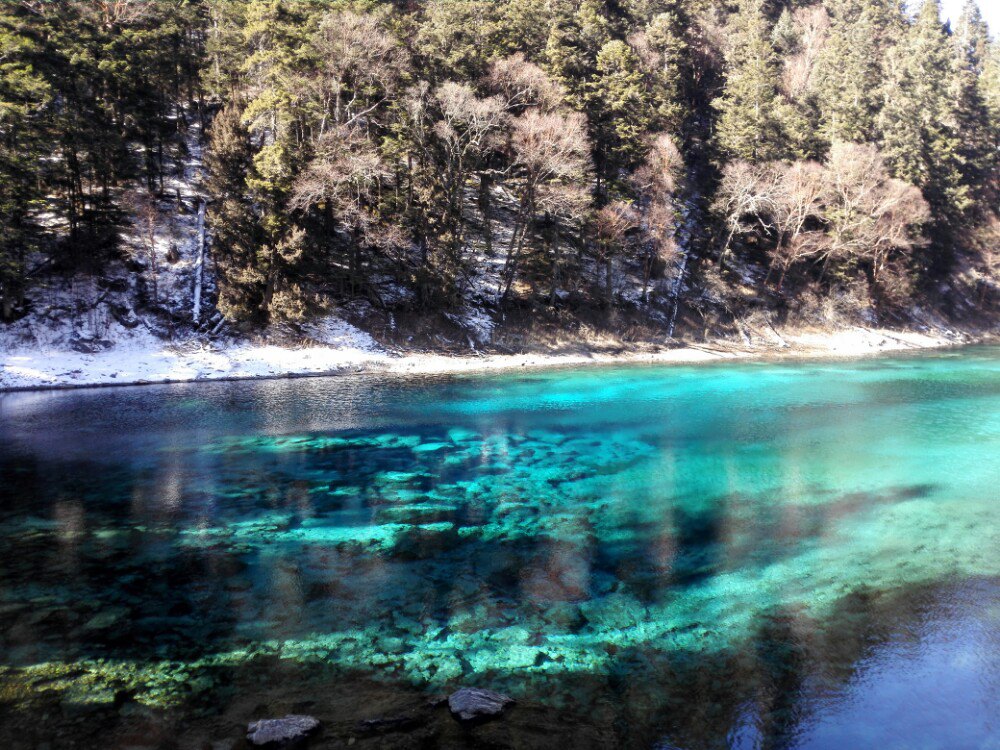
[954,1,990,74]
[771,8,797,55]
[205,102,268,323]
[0,5,51,320]
[984,42,1000,133]
[713,0,787,162]
[589,40,654,177]
[544,0,611,109]
[204,0,250,100]
[499,0,559,58]
[949,1,995,208]
[639,11,688,132]
[880,0,972,224]
[576,0,613,56]
[816,0,888,143]
[416,1,502,81]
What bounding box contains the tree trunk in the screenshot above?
[193,199,206,324]
[605,256,614,308]
[549,233,561,307]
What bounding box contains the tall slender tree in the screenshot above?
[713,0,787,162]
[880,0,971,226]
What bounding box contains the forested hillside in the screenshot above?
[1,0,998,350]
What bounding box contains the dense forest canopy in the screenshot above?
[1,0,997,334]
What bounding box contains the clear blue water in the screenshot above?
[0,348,998,748]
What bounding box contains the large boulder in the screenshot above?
[246,715,321,748]
[447,688,514,722]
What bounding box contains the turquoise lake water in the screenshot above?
[0,348,998,748]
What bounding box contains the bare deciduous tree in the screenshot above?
[632,133,684,300]
[487,54,565,113]
[819,141,929,281]
[501,109,592,303]
[405,82,506,278]
[716,142,929,293]
[125,189,161,304]
[310,11,409,138]
[767,160,825,287]
[781,6,831,100]
[594,201,640,307]
[714,160,782,267]
[292,125,397,292]
[93,0,154,29]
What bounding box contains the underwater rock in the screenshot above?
[81,607,129,632]
[246,715,320,748]
[579,593,647,630]
[447,688,514,722]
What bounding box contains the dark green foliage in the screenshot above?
[588,40,654,177]
[205,102,267,323]
[879,0,979,232]
[2,0,998,329]
[0,6,50,319]
[0,1,204,317]
[713,0,788,162]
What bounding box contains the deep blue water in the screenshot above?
[0,348,998,748]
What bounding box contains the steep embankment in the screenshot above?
[1,123,993,392]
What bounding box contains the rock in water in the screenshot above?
[447,688,514,722]
[246,715,321,748]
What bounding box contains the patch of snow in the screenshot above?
[298,315,380,351]
[2,321,964,392]
[444,306,495,346]
[1,316,390,390]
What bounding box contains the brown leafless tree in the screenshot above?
[716,142,929,294]
[487,54,565,113]
[595,201,641,307]
[501,109,592,303]
[767,160,825,288]
[819,141,929,282]
[632,134,684,301]
[93,0,154,29]
[125,189,160,304]
[405,82,507,277]
[714,160,782,268]
[780,7,831,100]
[310,11,409,139]
[291,125,397,292]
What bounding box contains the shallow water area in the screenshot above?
[1,347,998,748]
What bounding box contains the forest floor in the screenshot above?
[0,318,983,392]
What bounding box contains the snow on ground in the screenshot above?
[0,321,965,391]
[0,314,388,389]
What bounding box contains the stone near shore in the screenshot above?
[246,715,320,748]
[447,688,514,722]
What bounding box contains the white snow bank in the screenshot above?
[0,315,388,390]
[0,322,965,392]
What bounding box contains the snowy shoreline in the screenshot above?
[0,325,984,393]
